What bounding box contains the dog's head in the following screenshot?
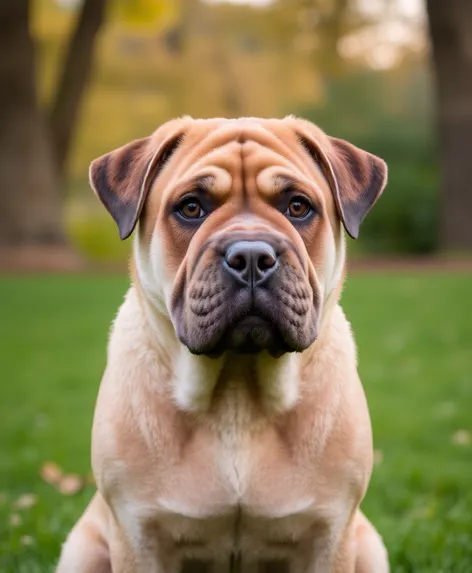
[90,117,387,357]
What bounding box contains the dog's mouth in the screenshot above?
[172,255,319,358]
[208,308,291,357]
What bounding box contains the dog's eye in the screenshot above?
[286,197,311,219]
[177,198,206,220]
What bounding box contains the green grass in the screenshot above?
[0,273,471,572]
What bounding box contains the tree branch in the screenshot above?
[49,0,107,179]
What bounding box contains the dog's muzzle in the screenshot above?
[171,235,319,357]
[217,239,286,355]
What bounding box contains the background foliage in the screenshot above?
[32,0,435,260]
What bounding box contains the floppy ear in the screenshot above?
[89,133,183,240]
[298,132,388,239]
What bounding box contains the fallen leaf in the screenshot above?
[409,505,434,520]
[10,513,22,527]
[373,449,384,466]
[20,535,34,546]
[452,429,471,446]
[40,461,63,486]
[435,401,456,419]
[14,493,37,510]
[58,474,84,495]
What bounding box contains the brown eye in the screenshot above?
[178,198,205,220]
[286,197,311,219]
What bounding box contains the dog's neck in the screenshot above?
[129,283,343,418]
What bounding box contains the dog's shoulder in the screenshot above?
[316,303,358,369]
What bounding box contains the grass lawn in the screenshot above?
[0,272,471,572]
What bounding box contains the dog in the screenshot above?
[56,116,389,573]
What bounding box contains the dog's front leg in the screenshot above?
[291,526,356,573]
[110,549,169,573]
[295,515,389,573]
[56,493,111,573]
[109,527,176,573]
[303,512,389,573]
[352,511,389,573]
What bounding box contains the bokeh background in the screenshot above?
[0,0,471,571]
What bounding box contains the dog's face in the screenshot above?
[90,117,387,357]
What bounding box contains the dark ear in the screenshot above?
[298,134,388,239]
[89,133,183,240]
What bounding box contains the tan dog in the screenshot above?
[57,117,389,573]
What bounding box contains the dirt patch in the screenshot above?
[349,257,472,273]
[0,246,86,273]
[0,246,124,274]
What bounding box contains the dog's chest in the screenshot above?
[211,383,255,496]
[152,384,320,557]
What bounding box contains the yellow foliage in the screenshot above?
[33,0,327,185]
[112,0,178,32]
[34,0,414,192]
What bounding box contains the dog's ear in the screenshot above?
[89,132,183,240]
[297,130,387,239]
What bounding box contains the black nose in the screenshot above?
[224,241,278,286]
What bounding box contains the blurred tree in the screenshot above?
[210,8,242,117]
[426,0,472,251]
[0,0,106,246]
[49,0,107,176]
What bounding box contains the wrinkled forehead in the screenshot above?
[141,117,339,233]
[136,119,339,248]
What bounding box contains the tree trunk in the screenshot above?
[426,0,472,251]
[49,0,107,177]
[211,12,242,117]
[0,0,64,246]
